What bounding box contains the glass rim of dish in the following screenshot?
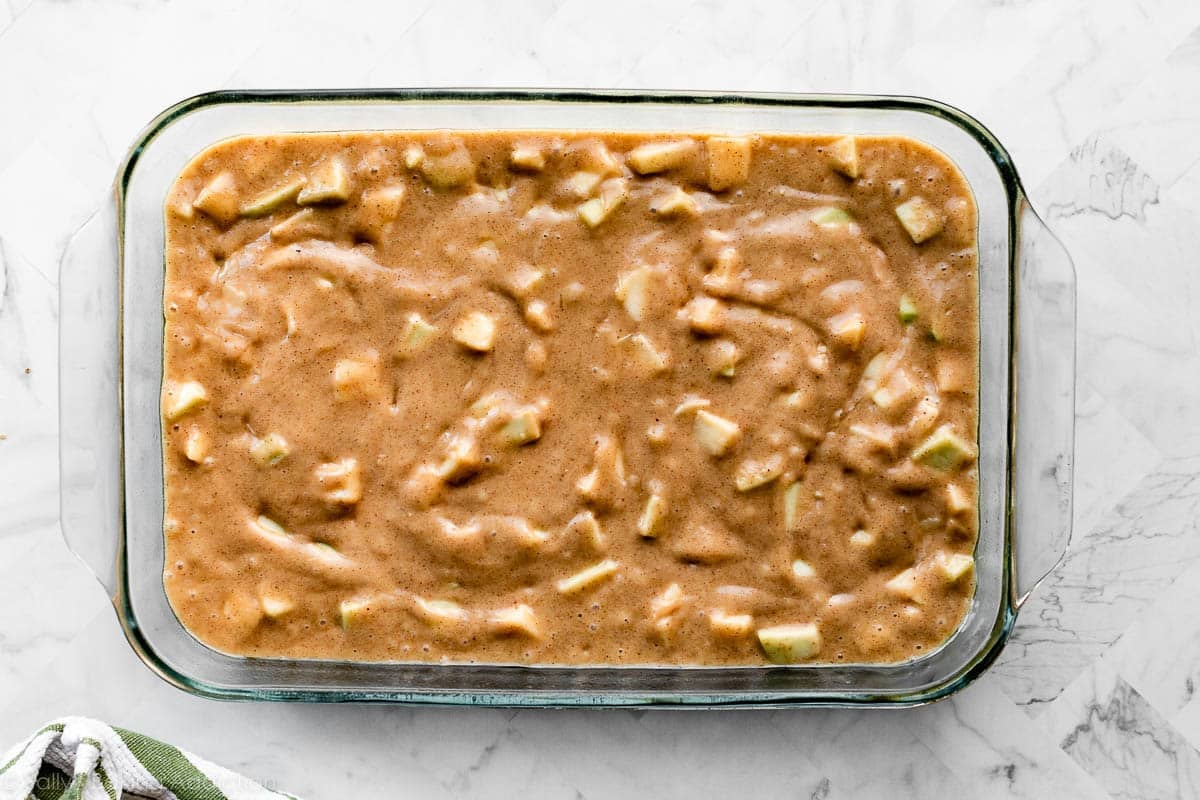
[57,87,1074,707]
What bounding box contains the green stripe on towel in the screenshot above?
[116,727,229,800]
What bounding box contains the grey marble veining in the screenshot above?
[3,1,1200,797]
[1047,663,1200,800]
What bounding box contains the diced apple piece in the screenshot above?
[885,567,920,600]
[694,409,740,456]
[168,197,194,220]
[782,482,802,532]
[899,294,919,324]
[782,389,807,411]
[757,622,822,663]
[504,264,546,300]
[250,432,290,466]
[827,136,859,179]
[672,524,741,565]
[650,187,698,217]
[252,515,289,542]
[525,341,548,372]
[871,368,915,409]
[566,171,602,198]
[575,466,604,512]
[828,311,867,350]
[651,583,685,627]
[861,351,889,389]
[192,172,240,225]
[935,552,975,584]
[578,178,628,228]
[509,517,550,548]
[850,530,875,547]
[413,596,468,625]
[421,147,475,189]
[673,394,711,417]
[164,380,208,421]
[849,422,898,454]
[627,140,695,175]
[260,594,295,619]
[909,394,941,435]
[325,597,376,632]
[268,208,329,243]
[466,391,505,419]
[936,352,974,394]
[577,199,608,228]
[240,175,306,217]
[812,206,854,228]
[567,510,605,551]
[572,141,619,176]
[472,240,500,269]
[490,603,540,637]
[734,453,785,492]
[706,136,752,191]
[637,492,667,538]
[709,609,754,637]
[397,312,438,357]
[501,408,542,446]
[706,339,740,378]
[404,464,444,508]
[885,461,937,492]
[339,597,374,630]
[791,559,817,579]
[682,295,726,335]
[309,540,355,566]
[629,333,671,374]
[556,559,619,595]
[260,528,313,567]
[297,158,351,205]
[303,542,354,569]
[358,184,407,233]
[523,299,555,333]
[700,228,735,259]
[702,246,741,296]
[946,483,973,515]
[895,196,945,243]
[576,435,627,509]
[912,424,975,471]
[404,145,425,169]
[510,143,546,171]
[315,458,362,506]
[818,279,866,307]
[808,345,830,374]
[183,428,208,463]
[615,265,654,322]
[601,177,629,206]
[452,311,497,353]
[437,433,482,484]
[332,354,381,401]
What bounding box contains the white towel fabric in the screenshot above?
[0,717,299,800]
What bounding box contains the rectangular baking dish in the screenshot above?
[58,89,1075,707]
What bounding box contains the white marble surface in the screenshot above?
[3,1,1200,797]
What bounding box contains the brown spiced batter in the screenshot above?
[161,130,979,665]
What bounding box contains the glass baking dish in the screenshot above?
[58,89,1075,707]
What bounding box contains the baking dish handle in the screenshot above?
[1012,198,1076,609]
[59,199,122,599]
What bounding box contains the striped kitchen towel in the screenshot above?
[0,718,299,800]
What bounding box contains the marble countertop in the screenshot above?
[4,1,1200,797]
